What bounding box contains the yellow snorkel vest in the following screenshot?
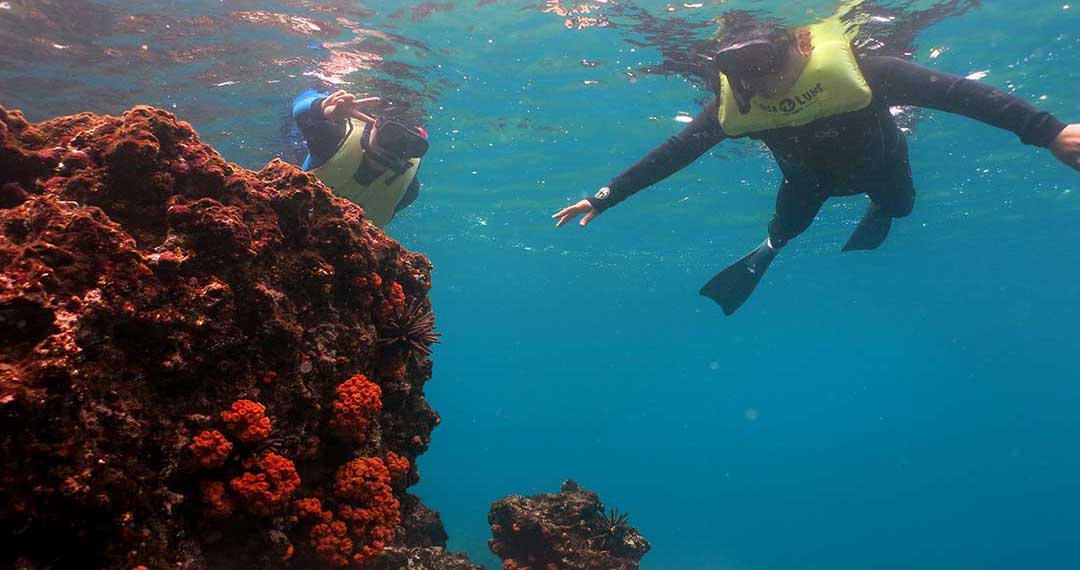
[716,19,872,136]
[309,118,421,228]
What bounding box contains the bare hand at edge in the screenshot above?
[1050,124,1080,172]
[552,199,599,228]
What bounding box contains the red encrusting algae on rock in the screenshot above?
[189,429,233,469]
[0,104,462,569]
[221,399,272,443]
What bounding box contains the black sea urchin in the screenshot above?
[590,506,631,551]
[377,298,441,356]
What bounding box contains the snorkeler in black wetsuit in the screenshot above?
[552,22,1080,315]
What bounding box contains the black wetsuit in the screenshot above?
[587,56,1067,247]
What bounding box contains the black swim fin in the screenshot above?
[699,239,778,316]
[842,204,892,252]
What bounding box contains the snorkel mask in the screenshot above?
[362,119,430,174]
[709,29,792,114]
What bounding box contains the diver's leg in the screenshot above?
[768,179,831,249]
[866,157,915,218]
[843,149,916,252]
[700,180,827,315]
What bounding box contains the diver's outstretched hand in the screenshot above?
[552,199,599,227]
[1050,124,1080,172]
[321,90,380,123]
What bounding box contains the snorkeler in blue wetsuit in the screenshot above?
[552,21,1080,315]
[292,89,430,228]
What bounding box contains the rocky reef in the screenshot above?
[0,104,476,570]
[488,481,650,570]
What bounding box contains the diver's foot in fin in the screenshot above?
[699,239,778,316]
[842,204,892,252]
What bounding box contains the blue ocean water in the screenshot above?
[2,1,1078,569]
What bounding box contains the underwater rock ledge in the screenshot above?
[489,480,650,570]
[0,104,476,570]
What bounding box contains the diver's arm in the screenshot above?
[292,90,347,169]
[861,56,1067,147]
[292,91,325,125]
[587,98,727,212]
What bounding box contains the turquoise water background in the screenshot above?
[2,1,1078,568]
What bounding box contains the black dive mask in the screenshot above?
[714,40,783,78]
[710,32,790,114]
[363,119,429,173]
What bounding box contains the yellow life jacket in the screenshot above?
[309,118,420,228]
[716,19,872,136]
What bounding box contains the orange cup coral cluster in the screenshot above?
[199,480,235,519]
[295,498,349,566]
[384,451,410,483]
[330,374,383,442]
[187,387,410,567]
[189,430,233,469]
[378,280,407,322]
[289,455,402,568]
[334,457,401,565]
[230,453,302,516]
[310,518,354,567]
[221,399,273,443]
[294,497,330,521]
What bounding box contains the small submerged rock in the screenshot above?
[489,480,650,570]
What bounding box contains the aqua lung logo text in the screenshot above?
[756,83,825,115]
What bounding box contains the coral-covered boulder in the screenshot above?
[0,104,462,569]
[488,480,650,570]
